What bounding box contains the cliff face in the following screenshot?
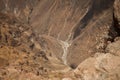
[0,0,120,80]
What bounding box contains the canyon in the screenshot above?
[0,0,120,80]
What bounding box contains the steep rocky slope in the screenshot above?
[0,0,120,80]
[30,0,115,67]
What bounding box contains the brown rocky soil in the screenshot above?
[0,0,120,80]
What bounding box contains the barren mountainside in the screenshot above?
[0,0,120,80]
